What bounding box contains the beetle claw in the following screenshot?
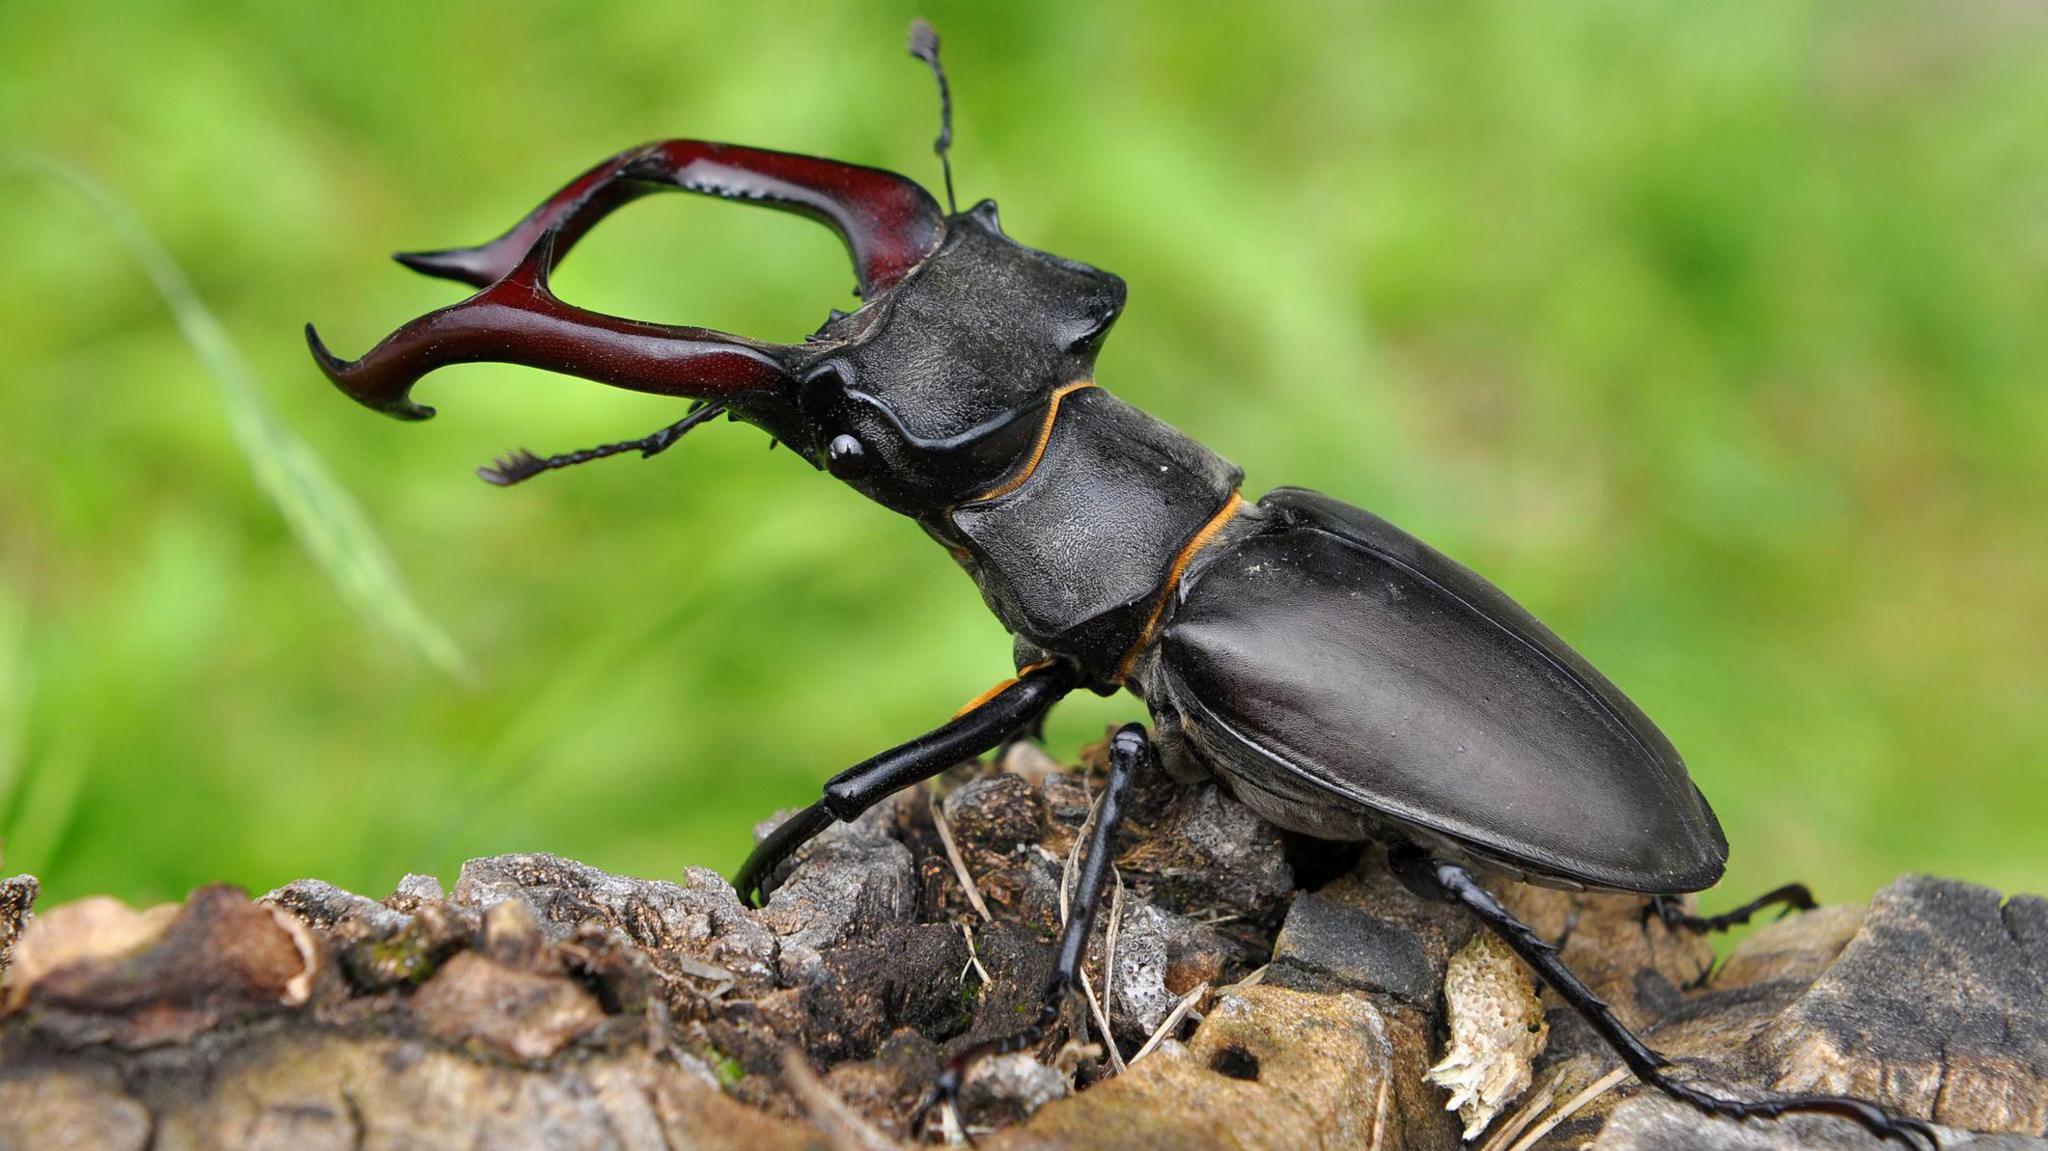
[1647,883,1819,937]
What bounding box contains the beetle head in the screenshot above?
[789,199,1127,513]
[306,23,1124,516]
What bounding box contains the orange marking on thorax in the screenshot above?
[952,678,1017,719]
[1115,490,1245,683]
[968,381,1097,503]
[951,660,1058,719]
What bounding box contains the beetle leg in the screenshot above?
[994,710,1050,762]
[1389,847,1939,1149]
[735,662,1078,907]
[916,723,1149,1130]
[1646,882,1817,935]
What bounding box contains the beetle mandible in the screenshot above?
[307,23,1934,1147]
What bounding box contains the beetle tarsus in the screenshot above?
[916,993,1060,1139]
[1656,1078,1940,1149]
[1391,847,1939,1149]
[735,801,834,908]
[1646,882,1817,935]
[917,724,1149,1137]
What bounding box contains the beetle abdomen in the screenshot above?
[1151,487,1727,893]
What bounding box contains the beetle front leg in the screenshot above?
[735,662,1078,907]
[994,710,1051,764]
[916,722,1149,1128]
[1647,882,1817,935]
[1389,847,1939,1149]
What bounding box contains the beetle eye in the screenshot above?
[826,433,868,478]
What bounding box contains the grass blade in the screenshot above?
[7,155,471,680]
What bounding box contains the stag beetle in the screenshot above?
[307,23,1935,1147]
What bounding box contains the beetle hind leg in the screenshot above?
[1390,847,1939,1149]
[1646,882,1817,935]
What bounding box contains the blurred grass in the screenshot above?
[9,155,469,680]
[0,2,2042,909]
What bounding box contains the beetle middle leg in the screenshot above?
[1389,846,1938,1149]
[1646,882,1817,935]
[916,722,1150,1129]
[735,662,1078,906]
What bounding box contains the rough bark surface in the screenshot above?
[0,743,2041,1150]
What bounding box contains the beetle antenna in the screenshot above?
[907,18,956,214]
[477,400,727,486]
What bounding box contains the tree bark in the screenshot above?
[1,747,2042,1150]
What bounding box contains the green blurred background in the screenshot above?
[1,3,2042,911]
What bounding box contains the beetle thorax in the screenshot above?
[789,204,1240,680]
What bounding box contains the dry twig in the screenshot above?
[780,1047,905,1151]
[1130,980,1209,1066]
[959,922,992,986]
[1475,1066,1564,1151]
[930,793,993,923]
[1502,1065,1631,1151]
